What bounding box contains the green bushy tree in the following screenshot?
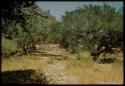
[61,3,123,56]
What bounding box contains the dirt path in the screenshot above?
[32,44,79,84]
[31,44,123,84]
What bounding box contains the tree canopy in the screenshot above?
[60,4,123,53]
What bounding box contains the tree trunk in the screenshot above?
[23,44,27,55]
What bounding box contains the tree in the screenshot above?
[61,3,123,57]
[1,1,56,56]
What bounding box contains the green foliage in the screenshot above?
[1,1,56,55]
[48,22,63,43]
[2,37,18,57]
[1,1,123,61]
[61,3,123,55]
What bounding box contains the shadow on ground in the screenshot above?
[2,69,49,84]
[99,58,117,64]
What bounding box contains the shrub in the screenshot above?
[2,37,18,57]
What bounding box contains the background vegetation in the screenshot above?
[1,1,123,60]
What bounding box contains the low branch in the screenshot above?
[20,9,48,21]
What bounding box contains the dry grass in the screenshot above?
[66,51,123,84]
[1,55,49,84]
[67,51,94,67]
[1,55,44,73]
[66,64,123,84]
[1,47,123,84]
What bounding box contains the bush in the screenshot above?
[68,51,94,67]
[2,37,18,57]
